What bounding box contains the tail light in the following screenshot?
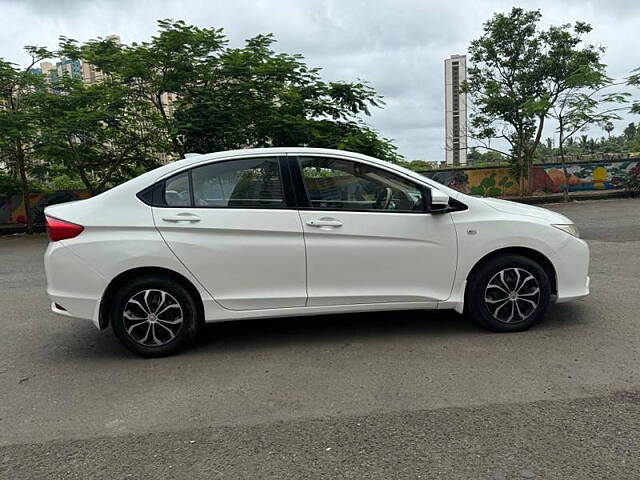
[46,216,84,242]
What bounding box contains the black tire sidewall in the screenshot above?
[467,255,551,332]
[111,275,199,357]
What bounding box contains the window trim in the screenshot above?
[138,156,297,210]
[290,155,432,214]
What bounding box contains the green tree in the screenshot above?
[33,77,163,195]
[623,122,636,142]
[59,21,227,158]
[58,21,397,162]
[174,34,398,161]
[465,8,606,194]
[0,46,52,232]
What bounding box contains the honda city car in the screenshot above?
[44,148,589,356]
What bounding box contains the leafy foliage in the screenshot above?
[625,164,640,196]
[466,8,607,194]
[33,76,164,194]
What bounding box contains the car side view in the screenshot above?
[44,148,590,357]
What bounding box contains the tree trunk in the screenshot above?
[526,155,534,195]
[15,140,34,234]
[559,126,570,203]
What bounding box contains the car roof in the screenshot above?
[109,147,460,199]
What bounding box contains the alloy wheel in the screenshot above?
[122,289,184,347]
[484,267,541,324]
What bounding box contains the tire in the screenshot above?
[466,254,551,332]
[110,275,200,357]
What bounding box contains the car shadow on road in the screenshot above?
[50,301,588,360]
[189,301,588,355]
[192,309,475,352]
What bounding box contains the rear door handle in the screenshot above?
[162,213,201,223]
[306,218,343,228]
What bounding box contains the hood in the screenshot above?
[479,197,573,224]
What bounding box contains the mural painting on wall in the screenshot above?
[425,167,519,196]
[0,190,89,227]
[424,159,639,197]
[532,161,638,193]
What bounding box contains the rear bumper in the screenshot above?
[45,241,105,328]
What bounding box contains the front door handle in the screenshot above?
[162,213,201,223]
[306,218,343,228]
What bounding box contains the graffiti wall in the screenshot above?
[423,159,640,197]
[0,190,89,227]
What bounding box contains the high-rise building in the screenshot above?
[444,54,467,166]
[39,59,82,83]
[82,35,121,85]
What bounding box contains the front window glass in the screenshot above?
[191,157,284,208]
[298,157,425,212]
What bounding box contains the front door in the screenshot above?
[153,156,306,310]
[293,155,457,306]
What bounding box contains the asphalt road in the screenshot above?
[1,198,639,479]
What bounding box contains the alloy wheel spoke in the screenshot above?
[493,299,511,317]
[514,300,527,320]
[139,323,152,343]
[150,323,162,345]
[499,271,511,291]
[154,291,167,314]
[156,321,177,340]
[517,275,536,293]
[157,317,182,325]
[514,268,521,291]
[126,320,148,334]
[518,287,540,297]
[143,290,153,314]
[156,303,180,317]
[124,311,146,321]
[486,296,509,304]
[517,297,538,308]
[487,283,509,294]
[127,299,150,316]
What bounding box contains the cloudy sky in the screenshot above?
[1,0,639,160]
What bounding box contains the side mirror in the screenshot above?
[429,188,450,213]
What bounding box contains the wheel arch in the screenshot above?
[97,266,205,329]
[465,247,558,299]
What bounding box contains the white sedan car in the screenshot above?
[44,148,589,356]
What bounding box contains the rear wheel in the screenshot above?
[466,255,551,332]
[110,275,200,357]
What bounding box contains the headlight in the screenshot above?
[552,224,580,238]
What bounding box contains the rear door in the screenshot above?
[291,155,457,306]
[151,156,306,310]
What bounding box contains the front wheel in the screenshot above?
[466,255,551,332]
[110,275,200,357]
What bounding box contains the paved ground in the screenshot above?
[1,197,639,479]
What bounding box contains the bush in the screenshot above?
[46,175,85,191]
[0,172,45,197]
[625,164,640,197]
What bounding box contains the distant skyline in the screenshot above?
[1,0,639,160]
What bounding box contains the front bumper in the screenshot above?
[555,275,590,303]
[554,236,590,302]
